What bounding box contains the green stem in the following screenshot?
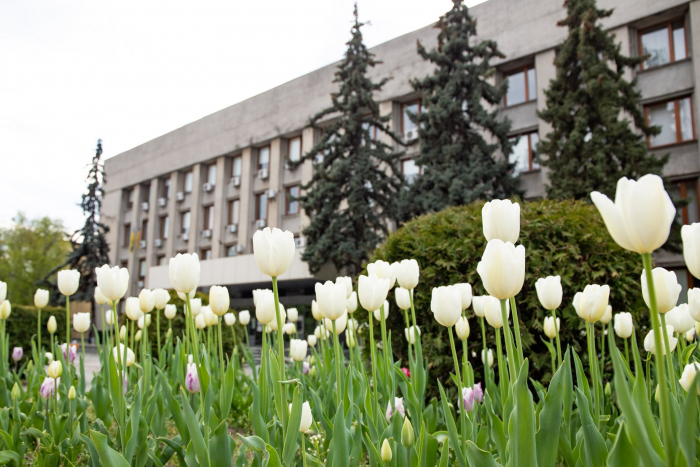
[379,305,394,410]
[509,296,524,367]
[499,299,517,384]
[80,334,86,396]
[302,435,308,467]
[37,309,42,366]
[551,309,562,367]
[218,320,224,378]
[332,320,343,407]
[600,322,606,383]
[156,309,161,360]
[480,317,490,386]
[624,338,630,367]
[659,314,678,397]
[549,338,556,376]
[66,296,71,350]
[495,328,507,402]
[271,276,288,436]
[448,327,467,456]
[587,322,600,428]
[368,309,380,426]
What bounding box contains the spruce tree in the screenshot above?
[294,5,403,276]
[537,0,666,200]
[402,0,519,218]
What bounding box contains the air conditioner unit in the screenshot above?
[158,197,167,207]
[154,238,163,248]
[141,202,149,211]
[139,240,147,249]
[231,176,241,187]
[137,280,144,289]
[255,219,267,229]
[294,237,306,248]
[203,182,214,192]
[181,232,189,241]
[266,189,277,199]
[404,129,418,141]
[258,168,269,180]
[235,244,245,254]
[285,160,297,170]
[176,192,185,202]
[202,229,212,239]
[227,223,238,234]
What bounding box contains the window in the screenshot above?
[256,192,268,220]
[362,120,380,144]
[509,131,540,174]
[141,219,148,241]
[401,100,421,134]
[123,223,131,248]
[640,20,688,69]
[157,255,167,266]
[288,137,302,162]
[645,97,694,147]
[228,199,240,225]
[162,178,171,199]
[184,170,194,193]
[181,211,190,235]
[286,186,300,215]
[203,205,214,230]
[159,216,169,239]
[201,248,212,260]
[226,245,238,257]
[139,259,147,280]
[206,163,217,186]
[401,159,421,184]
[672,268,693,304]
[504,66,536,107]
[142,185,150,203]
[258,146,270,171]
[126,189,134,209]
[231,156,242,178]
[669,179,700,225]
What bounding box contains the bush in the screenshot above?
[366,199,645,399]
[5,305,68,363]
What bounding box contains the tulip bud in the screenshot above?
[137,316,145,330]
[57,269,80,296]
[12,347,23,362]
[96,265,130,302]
[298,401,314,432]
[543,316,559,339]
[224,313,236,326]
[255,290,279,325]
[686,328,696,342]
[209,285,230,316]
[68,386,76,400]
[641,267,681,314]
[48,361,62,379]
[431,286,462,327]
[373,301,390,322]
[153,288,170,310]
[138,289,155,313]
[455,317,470,340]
[290,339,308,362]
[385,397,405,423]
[307,334,317,347]
[644,325,678,355]
[481,349,494,368]
[302,361,310,374]
[604,382,611,398]
[195,314,206,330]
[26,360,33,372]
[11,382,20,401]
[535,276,562,311]
[238,310,250,325]
[185,363,200,393]
[454,283,473,311]
[177,290,195,301]
[472,296,486,317]
[0,300,11,319]
[477,240,526,300]
[105,309,115,326]
[482,199,520,243]
[61,343,77,364]
[404,326,421,345]
[461,387,475,412]
[666,304,695,334]
[401,418,415,448]
[40,377,57,399]
[396,259,419,290]
[472,382,483,403]
[614,312,633,338]
[346,291,358,314]
[125,297,144,321]
[47,316,57,334]
[311,300,321,320]
[573,284,610,323]
[120,325,126,341]
[316,281,347,320]
[484,296,509,329]
[164,304,177,320]
[381,439,392,462]
[325,312,348,334]
[592,175,675,254]
[679,362,700,394]
[45,352,54,364]
[189,298,202,317]
[336,276,353,299]
[346,331,356,348]
[600,305,612,325]
[73,312,91,334]
[113,344,135,366]
[35,289,50,309]
[395,287,411,311]
[253,228,296,277]
[134,330,142,342]
[169,253,201,294]
[166,328,172,339]
[367,260,397,289]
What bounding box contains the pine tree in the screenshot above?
[294,5,404,276]
[537,0,666,200]
[402,0,519,218]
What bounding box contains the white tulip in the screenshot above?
[613,312,633,338]
[45,352,54,364]
[367,260,397,288]
[476,240,526,300]
[316,281,347,320]
[307,334,317,347]
[287,307,299,322]
[396,259,420,290]
[472,296,486,318]
[482,199,520,243]
[120,325,126,341]
[105,309,115,326]
[591,175,675,254]
[299,401,313,432]
[481,348,494,368]
[573,284,610,323]
[644,325,678,355]
[134,330,142,342]
[685,329,696,342]
[381,439,393,462]
[641,267,681,314]
[0,282,5,303]
[431,286,462,327]
[600,305,612,325]
[238,310,250,325]
[195,314,206,329]
[94,287,109,306]
[177,291,195,301]
[164,304,177,320]
[224,312,236,326]
[137,316,145,329]
[336,276,353,299]
[48,361,62,379]
[253,227,295,277]
[203,306,218,327]
[325,312,348,334]
[311,300,321,320]
[687,288,700,321]
[374,301,390,322]
[57,270,80,296]
[95,265,129,302]
[535,276,562,311]
[346,331,356,348]
[47,315,57,334]
[35,289,50,308]
[139,289,155,313]
[153,288,170,310]
[665,304,695,334]
[255,290,277,325]
[0,300,10,319]
[209,286,230,316]
[125,297,144,321]
[189,298,202,317]
[252,289,267,307]
[455,316,470,340]
[266,303,287,331]
[682,223,700,279]
[283,322,296,335]
[679,362,700,393]
[169,253,201,294]
[358,274,391,312]
[395,287,411,310]
[484,295,509,329]
[73,312,91,333]
[289,339,308,362]
[404,326,421,344]
[347,318,359,332]
[543,316,559,339]
[113,344,135,367]
[347,291,358,314]
[454,283,472,310]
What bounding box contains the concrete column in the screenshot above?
[211,155,227,258]
[268,138,282,228]
[103,191,122,265]
[535,49,557,187]
[239,148,253,254]
[166,172,179,258]
[379,101,395,148]
[127,184,142,295]
[146,178,159,266]
[299,127,316,232]
[188,164,202,253]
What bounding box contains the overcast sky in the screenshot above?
[0,0,486,232]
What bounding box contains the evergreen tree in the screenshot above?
[537,0,666,200]
[294,5,404,276]
[402,0,519,218]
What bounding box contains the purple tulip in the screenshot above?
[40,377,58,399]
[473,382,483,403]
[385,397,405,423]
[185,363,200,393]
[60,343,77,364]
[123,374,128,395]
[11,347,22,362]
[461,387,475,412]
[302,361,310,375]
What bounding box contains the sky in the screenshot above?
[0,0,486,232]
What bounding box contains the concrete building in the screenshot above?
[103,0,699,333]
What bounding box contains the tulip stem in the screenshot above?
[495,328,507,401]
[624,338,629,366]
[642,253,674,467]
[156,309,161,361]
[448,327,467,455]
[480,317,490,390]
[271,276,288,433]
[331,320,343,408]
[80,334,86,396]
[509,297,524,367]
[302,435,308,467]
[379,305,394,411]
[549,338,556,376]
[551,309,562,367]
[37,309,42,367]
[218,319,224,381]
[368,309,380,427]
[586,323,600,428]
[658,314,678,397]
[66,296,71,354]
[499,299,518,384]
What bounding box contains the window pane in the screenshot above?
[259,147,270,170]
[258,194,268,220]
[402,159,420,183]
[182,212,190,234]
[673,269,690,304]
[679,97,693,141]
[207,165,217,185]
[506,70,526,106]
[289,138,301,162]
[230,200,239,224]
[163,179,171,199]
[204,206,213,230]
[673,21,687,60]
[529,133,540,170]
[287,186,299,214]
[232,157,242,177]
[141,220,148,240]
[161,216,169,239]
[402,102,419,133]
[527,68,537,101]
[509,135,530,175]
[647,101,678,146]
[139,260,147,278]
[184,172,193,192]
[227,245,237,257]
[158,256,167,266]
[642,27,671,68]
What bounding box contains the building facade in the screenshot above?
[103,0,699,325]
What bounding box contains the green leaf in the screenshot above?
[678,377,698,466]
[237,434,266,452]
[466,440,501,467]
[574,388,607,467]
[283,387,303,466]
[508,360,538,467]
[89,430,130,467]
[536,351,568,467]
[607,423,640,467]
[210,421,233,467]
[265,444,283,467]
[437,381,467,467]
[179,388,211,467]
[219,359,235,420]
[437,437,450,467]
[158,372,190,446]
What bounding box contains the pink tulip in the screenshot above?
[40,377,58,399]
[473,382,483,403]
[385,397,405,423]
[60,343,77,364]
[185,363,200,393]
[302,361,310,375]
[11,347,22,361]
[461,387,475,412]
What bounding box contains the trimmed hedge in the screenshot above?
[365,199,646,399]
[5,305,68,363]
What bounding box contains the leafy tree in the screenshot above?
[294,5,404,276]
[0,213,69,305]
[537,0,666,200]
[402,0,519,218]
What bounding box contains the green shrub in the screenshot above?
[366,199,646,399]
[5,305,68,363]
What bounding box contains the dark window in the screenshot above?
[139,259,147,280]
[201,248,212,260]
[256,193,268,220]
[258,146,270,171]
[509,131,540,174]
[141,219,148,241]
[162,178,171,199]
[203,205,214,230]
[231,156,242,178]
[645,97,694,147]
[286,186,300,215]
[228,199,240,225]
[123,223,131,248]
[504,66,536,107]
[669,179,700,225]
[181,211,190,234]
[288,137,302,162]
[159,216,169,239]
[183,170,194,193]
[125,189,134,209]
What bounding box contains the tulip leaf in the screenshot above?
[572,352,592,417]
[157,372,190,446]
[574,388,607,467]
[265,443,283,467]
[210,421,233,467]
[123,384,142,464]
[466,440,501,466]
[437,381,467,467]
[237,434,266,452]
[89,430,130,467]
[681,344,697,367]
[362,429,383,466]
[536,350,568,467]
[508,359,538,467]
[158,436,187,466]
[219,359,235,420]
[283,387,303,466]
[249,380,270,444]
[631,369,665,457]
[330,398,349,467]
[438,437,450,467]
[483,394,506,462]
[179,388,211,467]
[607,423,640,467]
[678,376,698,466]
